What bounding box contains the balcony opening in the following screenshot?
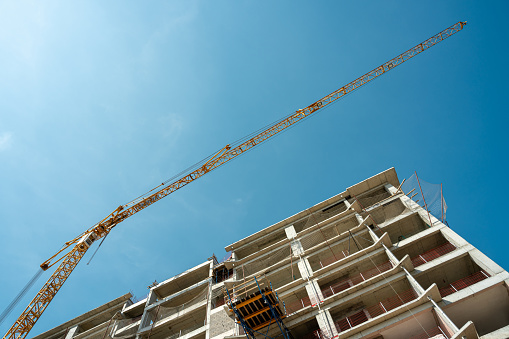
[234,228,288,260]
[265,263,302,290]
[442,282,509,337]
[308,229,373,271]
[415,254,489,298]
[355,186,392,210]
[382,213,430,245]
[328,278,418,334]
[392,231,455,268]
[293,201,349,234]
[306,228,374,272]
[281,287,312,315]
[317,252,393,300]
[369,198,410,225]
[289,318,323,339]
[212,265,233,284]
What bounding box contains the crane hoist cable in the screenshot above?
[3,21,467,339]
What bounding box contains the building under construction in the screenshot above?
[31,168,509,339]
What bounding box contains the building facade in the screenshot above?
[33,168,509,339]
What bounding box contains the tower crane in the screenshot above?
[3,21,467,339]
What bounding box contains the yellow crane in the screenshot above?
[3,21,467,339]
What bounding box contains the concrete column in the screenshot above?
[285,225,297,240]
[64,325,79,339]
[286,225,313,279]
[316,309,338,337]
[290,239,305,257]
[229,251,242,336]
[305,279,324,306]
[366,224,380,242]
[384,183,398,195]
[205,262,214,339]
[381,243,400,267]
[137,289,158,337]
[297,257,313,279]
[428,296,460,333]
[402,267,425,295]
[345,198,365,225]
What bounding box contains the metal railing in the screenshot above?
[284,296,313,315]
[439,270,490,297]
[321,261,393,299]
[333,288,418,333]
[411,242,456,267]
[318,250,350,269]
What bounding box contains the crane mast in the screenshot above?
[4,21,467,339]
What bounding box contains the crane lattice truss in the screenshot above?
[4,21,466,339]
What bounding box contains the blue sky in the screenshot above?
[1,1,508,336]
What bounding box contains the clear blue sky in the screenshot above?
[1,1,508,336]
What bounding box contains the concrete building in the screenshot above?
[33,168,509,339]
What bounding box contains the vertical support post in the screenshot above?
[64,325,79,339]
[441,183,444,223]
[205,261,214,339]
[415,171,433,227]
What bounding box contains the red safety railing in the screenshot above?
[321,261,393,299]
[333,288,418,333]
[411,242,456,267]
[285,295,313,315]
[408,326,449,339]
[439,270,490,297]
[319,250,350,269]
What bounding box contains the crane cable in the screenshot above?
[0,269,44,328]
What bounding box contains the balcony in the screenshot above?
[382,212,431,245]
[415,254,488,299]
[320,260,393,299]
[411,242,456,267]
[283,292,313,315]
[299,215,359,252]
[367,197,410,225]
[393,230,455,268]
[355,186,392,211]
[439,270,490,297]
[306,228,374,272]
[333,288,418,333]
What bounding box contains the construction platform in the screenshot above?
[223,276,291,339]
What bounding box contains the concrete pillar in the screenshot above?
[402,267,425,295]
[228,251,242,336]
[64,325,79,339]
[137,289,158,337]
[285,225,297,240]
[366,224,379,243]
[304,279,324,306]
[382,243,400,267]
[205,262,214,339]
[297,257,313,279]
[345,199,365,224]
[286,225,313,279]
[290,239,305,257]
[428,296,459,334]
[384,183,398,195]
[316,309,338,337]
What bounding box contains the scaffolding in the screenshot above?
[223,276,293,339]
